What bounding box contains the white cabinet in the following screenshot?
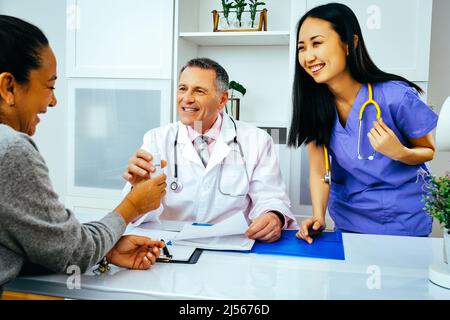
[175,0,296,125]
[65,79,171,219]
[174,0,301,200]
[65,0,174,219]
[66,0,174,79]
[306,0,433,81]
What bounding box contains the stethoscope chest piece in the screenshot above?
[358,154,374,161]
[323,170,331,185]
[170,180,183,193]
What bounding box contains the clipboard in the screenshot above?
[250,230,345,261]
[156,244,203,264]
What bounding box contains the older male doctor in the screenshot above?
[122,58,297,243]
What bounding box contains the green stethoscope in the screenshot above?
[323,83,381,185]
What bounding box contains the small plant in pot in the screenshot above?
[227,80,246,120]
[234,0,247,27]
[423,172,450,264]
[221,0,236,26]
[248,0,266,28]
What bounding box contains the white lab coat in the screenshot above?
[123,114,297,229]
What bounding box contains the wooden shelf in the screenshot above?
[179,31,291,46]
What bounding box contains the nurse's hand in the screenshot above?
[106,235,165,270]
[245,212,283,243]
[296,217,326,244]
[123,149,167,186]
[367,118,406,161]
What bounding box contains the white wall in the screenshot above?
[428,0,450,237]
[0,0,68,201]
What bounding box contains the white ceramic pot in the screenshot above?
[444,228,450,266]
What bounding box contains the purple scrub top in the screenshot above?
[328,81,438,236]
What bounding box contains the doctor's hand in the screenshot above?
[123,149,167,186]
[106,235,165,270]
[368,118,406,161]
[245,212,283,243]
[296,217,326,244]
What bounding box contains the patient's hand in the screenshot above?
[106,235,165,270]
[245,212,283,243]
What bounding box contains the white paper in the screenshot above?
[171,213,255,251]
[125,220,187,234]
[125,214,255,252]
[124,225,179,242]
[174,212,249,241]
[124,224,178,242]
[162,245,197,261]
[173,235,254,251]
[124,224,196,261]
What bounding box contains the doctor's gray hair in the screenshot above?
[179,58,229,93]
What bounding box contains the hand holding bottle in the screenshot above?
[123,149,167,186]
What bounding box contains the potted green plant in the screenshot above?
[227,81,246,120]
[234,0,247,27]
[221,0,235,26]
[423,173,450,265]
[212,0,268,32]
[248,0,266,28]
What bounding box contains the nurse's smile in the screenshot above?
[310,63,326,75]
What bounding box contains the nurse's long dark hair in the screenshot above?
[288,3,423,148]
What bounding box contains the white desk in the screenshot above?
[5,233,450,300]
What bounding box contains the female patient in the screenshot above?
[0,15,167,293]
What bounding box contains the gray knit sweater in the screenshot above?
[0,124,126,289]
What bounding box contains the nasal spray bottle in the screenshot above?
[149,133,163,178]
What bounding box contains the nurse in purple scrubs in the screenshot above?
[288,3,438,243]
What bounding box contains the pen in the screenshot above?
[308,226,325,238]
[161,239,172,259]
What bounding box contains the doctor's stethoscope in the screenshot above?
[169,116,250,197]
[322,83,381,185]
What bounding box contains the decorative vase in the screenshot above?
[226,97,240,120]
[212,9,267,32]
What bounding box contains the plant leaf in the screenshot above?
[229,80,246,96]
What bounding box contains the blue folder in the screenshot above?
[250,230,345,261]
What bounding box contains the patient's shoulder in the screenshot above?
[0,124,39,158]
